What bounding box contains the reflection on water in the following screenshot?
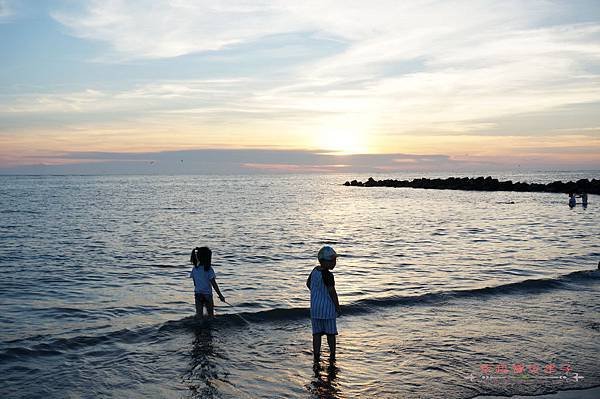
[186,324,219,399]
[308,363,340,399]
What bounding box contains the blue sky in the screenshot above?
[1,0,600,173]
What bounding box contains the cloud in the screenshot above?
[0,148,493,174]
[43,1,600,134]
[50,1,548,60]
[51,0,316,59]
[2,131,599,173]
[0,80,250,114]
[5,145,598,175]
[0,0,13,21]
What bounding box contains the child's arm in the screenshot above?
[327,286,341,314]
[323,270,340,313]
[190,269,196,287]
[306,272,312,289]
[211,278,225,302]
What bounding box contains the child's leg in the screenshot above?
[205,295,215,318]
[312,334,322,362]
[326,334,336,361]
[194,294,202,317]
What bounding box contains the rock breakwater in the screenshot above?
[344,176,600,194]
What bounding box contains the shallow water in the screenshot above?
[1,172,599,398]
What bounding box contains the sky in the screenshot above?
[1,0,600,174]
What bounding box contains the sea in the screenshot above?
[1,171,599,399]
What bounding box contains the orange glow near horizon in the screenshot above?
[1,117,600,169]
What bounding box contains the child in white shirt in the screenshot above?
[190,247,225,318]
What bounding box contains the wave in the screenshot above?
[2,269,598,362]
[350,269,598,310]
[199,269,600,324]
[0,325,161,362]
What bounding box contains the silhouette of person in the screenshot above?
[568,193,576,208]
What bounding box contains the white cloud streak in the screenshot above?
[52,0,315,58]
[0,0,13,20]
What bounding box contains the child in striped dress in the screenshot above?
[306,246,341,363]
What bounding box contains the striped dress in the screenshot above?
[309,268,336,319]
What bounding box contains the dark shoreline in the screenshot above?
[344,176,600,194]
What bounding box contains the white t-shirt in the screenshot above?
[190,266,216,295]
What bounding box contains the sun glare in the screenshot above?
[317,126,369,155]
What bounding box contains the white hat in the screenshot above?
[318,246,338,261]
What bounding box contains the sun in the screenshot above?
[317,126,369,155]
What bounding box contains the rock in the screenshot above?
[343,176,600,195]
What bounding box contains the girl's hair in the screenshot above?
[190,247,212,271]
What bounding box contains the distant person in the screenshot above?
[581,192,588,207]
[306,246,341,365]
[190,247,225,319]
[568,193,576,208]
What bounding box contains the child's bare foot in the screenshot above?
[312,361,322,375]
